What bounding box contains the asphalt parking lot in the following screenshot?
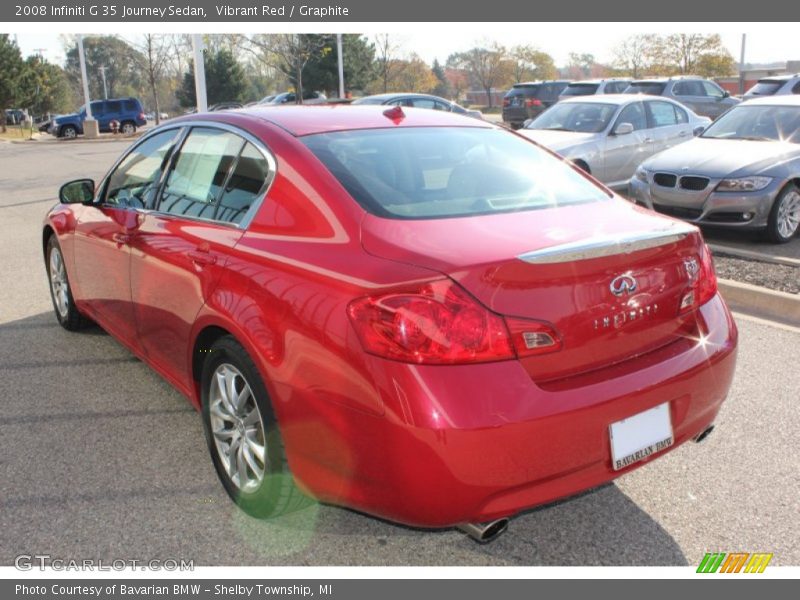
[1,138,798,566]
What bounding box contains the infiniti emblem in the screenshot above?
[610,274,638,297]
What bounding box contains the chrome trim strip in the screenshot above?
[93,119,278,231]
[517,224,697,264]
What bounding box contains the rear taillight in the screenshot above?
[138,112,145,121]
[503,98,511,107]
[680,243,718,312]
[525,98,542,107]
[347,280,560,364]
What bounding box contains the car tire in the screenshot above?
[765,183,800,244]
[46,235,90,330]
[572,160,591,174]
[60,125,77,139]
[201,335,311,518]
[120,121,136,135]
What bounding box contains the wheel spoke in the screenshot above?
[242,443,264,479]
[245,435,266,463]
[213,427,236,442]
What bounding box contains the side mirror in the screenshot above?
[613,122,634,136]
[59,179,95,205]
[722,90,730,98]
[693,125,706,136]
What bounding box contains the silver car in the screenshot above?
[625,76,740,120]
[630,96,800,243]
[558,78,632,101]
[519,95,710,190]
[743,74,800,100]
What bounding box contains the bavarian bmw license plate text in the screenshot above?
[609,402,674,470]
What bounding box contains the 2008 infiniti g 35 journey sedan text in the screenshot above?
[43,105,737,543]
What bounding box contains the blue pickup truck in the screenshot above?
[50,97,147,138]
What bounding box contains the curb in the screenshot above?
[709,243,800,268]
[718,278,800,327]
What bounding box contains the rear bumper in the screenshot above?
[288,294,738,527]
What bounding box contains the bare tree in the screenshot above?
[246,34,327,104]
[613,35,656,78]
[135,34,171,125]
[450,43,512,109]
[373,34,409,93]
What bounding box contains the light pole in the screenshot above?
[192,34,208,112]
[739,34,747,95]
[76,34,98,138]
[99,65,108,99]
[336,34,345,99]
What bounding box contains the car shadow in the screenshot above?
[0,311,687,566]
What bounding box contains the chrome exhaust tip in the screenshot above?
[456,518,509,543]
[694,424,715,443]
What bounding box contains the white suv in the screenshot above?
[744,74,800,100]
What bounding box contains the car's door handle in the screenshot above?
[187,249,217,266]
[679,131,688,137]
[111,232,131,246]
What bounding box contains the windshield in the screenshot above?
[527,102,616,133]
[625,82,666,95]
[746,81,784,96]
[701,104,800,143]
[561,84,600,96]
[302,127,609,219]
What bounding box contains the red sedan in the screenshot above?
[43,105,737,542]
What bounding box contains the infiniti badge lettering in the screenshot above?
[610,274,638,297]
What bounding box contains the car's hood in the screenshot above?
[643,137,800,177]
[518,129,598,152]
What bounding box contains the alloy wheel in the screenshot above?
[49,247,69,318]
[777,190,800,239]
[208,363,267,493]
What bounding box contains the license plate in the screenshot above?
[609,403,674,471]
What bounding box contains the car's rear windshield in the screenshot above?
[302,127,609,220]
[701,104,800,143]
[561,83,600,96]
[528,102,617,133]
[626,82,666,95]
[746,81,784,96]
[506,85,540,97]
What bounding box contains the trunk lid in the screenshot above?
[361,199,705,381]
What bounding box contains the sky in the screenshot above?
[8,26,800,69]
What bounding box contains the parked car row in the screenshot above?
[48,97,147,138]
[503,76,740,129]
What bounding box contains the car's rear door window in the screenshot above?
[215,142,269,225]
[646,101,680,127]
[104,129,181,208]
[157,128,244,219]
[302,126,609,219]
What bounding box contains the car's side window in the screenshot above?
[674,105,689,124]
[673,81,688,96]
[104,129,181,209]
[157,128,244,220]
[215,142,269,225]
[615,102,647,131]
[791,81,800,94]
[646,101,679,128]
[105,100,122,113]
[702,81,724,98]
[410,98,436,109]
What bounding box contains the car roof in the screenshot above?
[740,95,800,107]
[180,105,495,137]
[557,93,667,105]
[566,78,630,85]
[757,74,799,82]
[514,80,571,86]
[356,93,449,101]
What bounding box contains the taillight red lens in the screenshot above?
[680,243,718,312]
[503,98,511,107]
[526,98,542,107]
[347,280,560,365]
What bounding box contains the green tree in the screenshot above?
[17,56,74,116]
[65,35,144,100]
[509,46,556,82]
[247,34,329,103]
[303,35,376,96]
[0,34,26,132]
[177,48,248,107]
[431,59,450,97]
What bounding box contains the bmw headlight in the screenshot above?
[716,176,772,192]
[634,165,649,183]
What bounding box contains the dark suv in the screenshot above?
[624,77,739,119]
[502,81,571,129]
[49,97,146,138]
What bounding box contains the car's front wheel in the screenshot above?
[46,235,90,330]
[120,121,136,135]
[60,125,77,139]
[201,336,310,517]
[766,183,800,243]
